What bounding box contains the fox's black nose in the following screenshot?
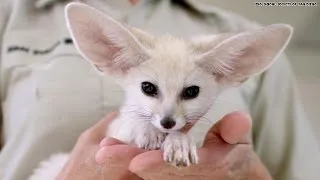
[160,117,176,129]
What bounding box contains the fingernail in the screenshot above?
[99,138,109,148]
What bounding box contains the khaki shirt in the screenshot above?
[0,0,319,179]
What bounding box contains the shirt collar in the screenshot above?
[33,0,254,32]
[34,0,211,10]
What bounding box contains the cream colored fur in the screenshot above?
[29,2,293,179]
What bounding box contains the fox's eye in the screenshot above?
[181,86,200,100]
[141,81,158,97]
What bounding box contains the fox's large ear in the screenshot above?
[65,2,151,75]
[194,24,293,84]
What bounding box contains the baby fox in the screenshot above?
[29,2,293,179]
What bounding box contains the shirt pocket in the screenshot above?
[2,34,124,132]
[1,34,77,100]
[32,50,124,123]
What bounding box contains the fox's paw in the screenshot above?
[134,126,166,150]
[162,132,198,167]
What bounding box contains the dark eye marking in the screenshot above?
[181,86,200,100]
[141,81,158,97]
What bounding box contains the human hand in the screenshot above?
[56,112,144,180]
[129,111,272,180]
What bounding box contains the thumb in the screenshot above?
[203,111,252,146]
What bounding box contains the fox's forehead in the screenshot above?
[146,36,195,69]
[135,36,211,94]
[150,36,195,61]
[141,33,232,67]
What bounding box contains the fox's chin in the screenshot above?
[154,124,189,134]
[158,129,171,133]
[151,122,178,133]
[157,128,180,134]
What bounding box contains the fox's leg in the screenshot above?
[107,115,166,150]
